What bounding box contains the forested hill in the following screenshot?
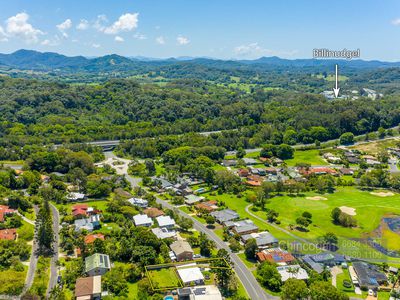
[0,50,400,91]
[2,49,400,71]
[0,76,400,161]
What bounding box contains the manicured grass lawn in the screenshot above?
[17,220,34,242]
[257,187,400,240]
[381,227,400,251]
[237,253,257,269]
[147,267,182,289]
[56,200,109,213]
[285,149,328,166]
[179,206,192,214]
[251,186,400,262]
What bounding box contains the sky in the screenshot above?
[0,0,399,61]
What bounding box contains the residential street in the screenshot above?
[22,205,39,294]
[154,195,278,300]
[103,150,277,300]
[46,203,60,297]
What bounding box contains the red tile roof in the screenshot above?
[0,228,17,240]
[84,233,105,244]
[238,169,250,177]
[195,200,218,212]
[0,205,16,223]
[72,204,88,217]
[256,250,296,264]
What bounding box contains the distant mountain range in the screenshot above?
[0,49,399,73]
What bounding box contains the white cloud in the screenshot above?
[134,32,147,40]
[115,36,124,42]
[0,26,8,42]
[92,43,100,48]
[41,39,50,45]
[156,36,165,45]
[103,13,139,34]
[234,42,298,58]
[177,35,189,45]
[77,19,89,30]
[56,19,72,38]
[57,19,72,31]
[93,14,108,31]
[6,12,43,43]
[392,18,400,26]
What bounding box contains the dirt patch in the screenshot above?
[306,196,328,201]
[370,191,395,197]
[339,206,356,216]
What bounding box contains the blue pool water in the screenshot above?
[164,297,174,300]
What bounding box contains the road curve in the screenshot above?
[154,195,277,300]
[104,151,276,299]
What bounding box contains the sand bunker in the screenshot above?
[340,206,356,216]
[306,196,327,201]
[370,191,395,197]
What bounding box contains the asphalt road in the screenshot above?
[46,203,60,297]
[154,195,278,300]
[22,205,39,294]
[112,157,276,300]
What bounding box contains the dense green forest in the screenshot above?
[0,75,400,160]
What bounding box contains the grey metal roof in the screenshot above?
[210,209,239,223]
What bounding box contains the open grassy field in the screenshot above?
[147,267,182,289]
[285,149,328,166]
[350,138,399,155]
[249,186,400,262]
[255,187,400,239]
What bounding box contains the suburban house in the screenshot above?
[256,248,296,265]
[176,264,204,286]
[0,228,17,240]
[210,209,239,224]
[85,253,111,276]
[0,205,16,223]
[156,215,175,229]
[195,200,218,213]
[170,240,194,261]
[74,218,94,232]
[352,261,387,290]
[323,153,341,164]
[299,167,338,176]
[221,159,237,167]
[67,192,86,202]
[241,231,278,249]
[133,214,154,227]
[302,253,347,273]
[75,275,102,300]
[243,158,258,165]
[277,265,309,282]
[151,227,176,240]
[144,207,164,218]
[72,204,89,219]
[84,233,105,245]
[238,169,250,177]
[339,168,354,175]
[89,214,101,230]
[128,197,148,208]
[184,194,205,205]
[177,285,222,300]
[225,219,259,236]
